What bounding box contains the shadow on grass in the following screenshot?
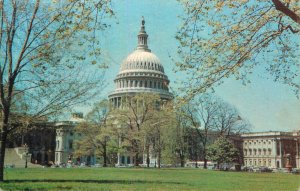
[4,179,185,185]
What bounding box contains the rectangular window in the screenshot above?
[69,140,73,149]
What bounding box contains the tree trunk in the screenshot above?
[0,119,9,182]
[103,144,107,167]
[180,152,185,167]
[135,152,139,166]
[180,158,185,167]
[146,145,150,168]
[157,149,161,169]
[204,158,207,169]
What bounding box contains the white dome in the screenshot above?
[120,50,164,73]
[108,18,173,101]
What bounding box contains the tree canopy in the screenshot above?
[0,0,114,181]
[176,0,300,97]
[207,136,239,169]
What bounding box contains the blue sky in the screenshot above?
[97,0,300,132]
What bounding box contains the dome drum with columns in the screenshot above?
[109,17,173,106]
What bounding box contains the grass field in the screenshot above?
[0,168,299,191]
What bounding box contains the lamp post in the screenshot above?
[24,144,28,168]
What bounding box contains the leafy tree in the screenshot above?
[0,0,113,181]
[75,100,117,167]
[162,111,190,167]
[207,136,239,169]
[148,101,176,168]
[176,0,300,97]
[109,93,163,166]
[180,94,250,168]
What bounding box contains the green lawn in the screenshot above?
[0,168,299,191]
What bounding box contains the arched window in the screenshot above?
[150,81,152,88]
[154,82,157,88]
[145,81,148,88]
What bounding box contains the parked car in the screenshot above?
[291,168,300,174]
[259,166,272,173]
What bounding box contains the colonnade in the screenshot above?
[115,79,168,90]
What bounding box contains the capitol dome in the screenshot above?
[120,50,164,73]
[108,17,173,106]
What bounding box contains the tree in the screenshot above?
[207,136,239,169]
[149,101,176,168]
[213,101,251,137]
[109,93,163,166]
[0,0,113,181]
[180,94,250,168]
[162,111,189,167]
[181,94,219,169]
[176,0,300,97]
[75,100,117,167]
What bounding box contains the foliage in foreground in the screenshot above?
[176,0,300,97]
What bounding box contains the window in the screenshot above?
[145,81,147,88]
[268,149,272,155]
[263,149,266,155]
[254,149,257,155]
[244,149,247,156]
[69,140,73,149]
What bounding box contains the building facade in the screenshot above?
[54,113,96,166]
[108,18,173,166]
[241,131,300,168]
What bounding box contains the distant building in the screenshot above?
[54,113,96,165]
[108,17,173,166]
[241,131,300,168]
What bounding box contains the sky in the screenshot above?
[96,0,300,132]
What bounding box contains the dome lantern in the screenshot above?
[137,16,150,52]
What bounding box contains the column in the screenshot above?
[279,139,282,168]
[271,139,277,168]
[296,139,299,168]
